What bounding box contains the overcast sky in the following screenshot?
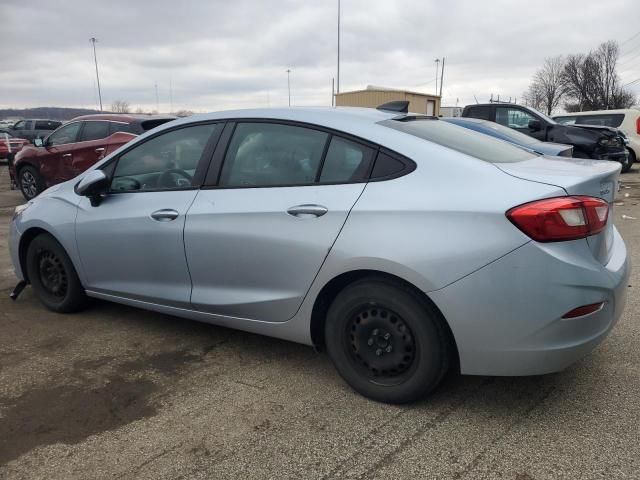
[1,0,639,112]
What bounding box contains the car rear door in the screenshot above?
[70,121,112,175]
[184,121,376,322]
[75,122,223,307]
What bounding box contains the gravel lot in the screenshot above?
[0,161,638,480]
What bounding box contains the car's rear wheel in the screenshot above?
[26,233,88,313]
[324,277,450,404]
[624,148,636,172]
[18,165,45,200]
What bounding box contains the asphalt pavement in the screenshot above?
[0,161,639,479]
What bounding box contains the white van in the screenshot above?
[553,109,640,166]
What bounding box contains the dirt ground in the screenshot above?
[0,161,639,479]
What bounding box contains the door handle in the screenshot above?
[95,147,105,154]
[62,153,72,158]
[151,209,179,221]
[286,204,328,218]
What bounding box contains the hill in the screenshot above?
[0,107,103,121]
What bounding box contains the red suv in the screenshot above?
[11,114,175,199]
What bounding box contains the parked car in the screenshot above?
[553,109,640,169]
[11,114,175,200]
[8,105,629,404]
[442,117,573,157]
[462,103,632,172]
[0,131,30,161]
[5,119,62,142]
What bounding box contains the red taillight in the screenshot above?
[562,302,604,319]
[506,196,609,242]
[636,116,640,135]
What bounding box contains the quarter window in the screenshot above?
[496,107,535,129]
[320,137,374,183]
[79,121,110,142]
[111,123,219,192]
[219,123,328,187]
[47,122,81,146]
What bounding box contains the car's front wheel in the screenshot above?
[18,165,45,200]
[26,233,88,313]
[324,277,451,404]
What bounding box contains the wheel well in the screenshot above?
[627,147,636,162]
[18,227,49,283]
[310,270,460,368]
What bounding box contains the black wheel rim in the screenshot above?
[21,171,38,198]
[345,305,417,386]
[37,249,68,298]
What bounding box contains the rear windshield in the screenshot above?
[380,119,537,163]
[140,119,174,131]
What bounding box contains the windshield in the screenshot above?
[380,119,537,163]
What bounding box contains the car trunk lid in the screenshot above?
[496,156,621,265]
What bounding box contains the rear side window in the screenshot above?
[371,152,407,178]
[465,106,492,120]
[79,121,110,142]
[110,122,138,135]
[380,119,536,163]
[575,114,625,128]
[320,137,374,183]
[219,123,328,187]
[35,120,60,130]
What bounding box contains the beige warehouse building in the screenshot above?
[335,87,441,116]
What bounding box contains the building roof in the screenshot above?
[335,87,440,98]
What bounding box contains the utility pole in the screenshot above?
[439,57,445,98]
[337,0,341,94]
[286,69,291,106]
[332,77,335,106]
[434,58,440,95]
[90,37,103,112]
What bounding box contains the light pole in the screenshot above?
[337,0,341,94]
[286,69,291,106]
[90,37,103,112]
[434,58,440,96]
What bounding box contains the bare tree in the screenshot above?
[134,107,145,114]
[526,56,566,115]
[174,109,194,117]
[111,100,130,113]
[522,82,545,111]
[562,41,636,111]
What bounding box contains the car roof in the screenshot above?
[443,117,486,124]
[70,113,176,123]
[553,109,640,117]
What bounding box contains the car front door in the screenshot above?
[40,121,83,184]
[495,106,546,141]
[12,120,34,141]
[75,122,223,307]
[184,121,376,322]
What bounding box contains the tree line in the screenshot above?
[523,40,637,114]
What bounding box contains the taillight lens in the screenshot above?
[636,116,640,135]
[506,196,609,242]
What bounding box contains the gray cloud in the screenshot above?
[1,0,639,112]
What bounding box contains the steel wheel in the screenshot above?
[37,249,68,298]
[345,305,417,386]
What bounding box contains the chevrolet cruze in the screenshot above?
[8,105,630,403]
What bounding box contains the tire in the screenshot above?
[623,148,636,173]
[26,233,88,313]
[324,277,451,404]
[18,165,45,200]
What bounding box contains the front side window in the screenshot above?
[110,123,219,192]
[320,137,374,183]
[219,123,328,187]
[496,107,536,129]
[13,120,25,130]
[47,122,81,146]
[79,121,110,142]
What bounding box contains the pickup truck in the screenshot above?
[4,119,62,142]
[462,103,631,172]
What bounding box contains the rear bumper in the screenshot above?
[430,227,630,376]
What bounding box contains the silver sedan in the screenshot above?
[8,106,630,403]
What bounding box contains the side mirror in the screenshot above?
[34,137,43,147]
[75,170,109,206]
[528,119,542,131]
